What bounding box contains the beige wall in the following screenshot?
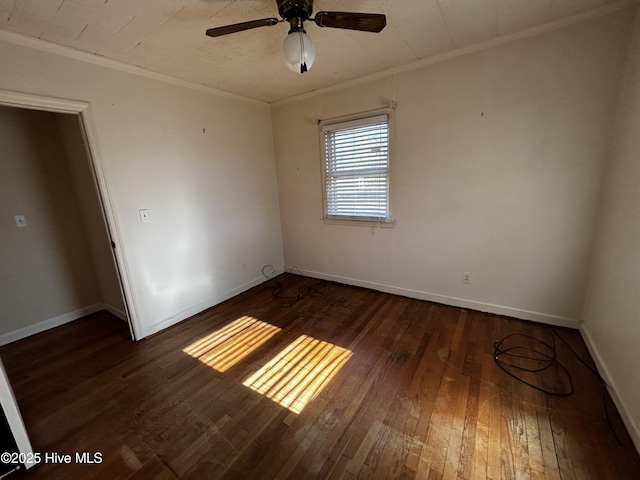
[271,11,634,326]
[56,114,125,317]
[0,107,102,335]
[582,12,640,451]
[0,34,284,339]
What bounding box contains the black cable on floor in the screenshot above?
[551,329,623,446]
[261,265,327,302]
[493,329,623,446]
[493,333,574,396]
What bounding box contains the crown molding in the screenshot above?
[0,28,268,107]
[271,0,639,107]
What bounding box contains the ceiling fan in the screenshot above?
[205,0,387,73]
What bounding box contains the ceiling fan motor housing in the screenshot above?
[277,0,313,21]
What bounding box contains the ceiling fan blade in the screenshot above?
[206,18,279,38]
[313,12,386,33]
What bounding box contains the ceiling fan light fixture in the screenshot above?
[205,1,387,74]
[283,30,315,73]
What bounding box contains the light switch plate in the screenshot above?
[139,209,150,223]
[14,215,27,227]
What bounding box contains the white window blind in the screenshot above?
[323,114,390,221]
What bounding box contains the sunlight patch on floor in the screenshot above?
[243,335,352,414]
[183,316,281,372]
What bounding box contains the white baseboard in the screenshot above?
[140,267,285,338]
[579,323,640,453]
[0,303,104,347]
[103,304,127,322]
[288,268,580,329]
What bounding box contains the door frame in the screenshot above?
[0,89,141,340]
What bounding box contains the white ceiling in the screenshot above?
[0,0,635,103]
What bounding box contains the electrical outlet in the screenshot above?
[242,263,246,272]
[462,272,471,284]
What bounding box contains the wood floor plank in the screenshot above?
[1,274,638,479]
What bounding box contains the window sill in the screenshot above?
[322,217,395,228]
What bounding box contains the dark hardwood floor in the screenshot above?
[1,274,639,479]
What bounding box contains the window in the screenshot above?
[322,114,391,223]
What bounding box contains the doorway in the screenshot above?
[0,90,137,342]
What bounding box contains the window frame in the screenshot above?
[320,110,394,227]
